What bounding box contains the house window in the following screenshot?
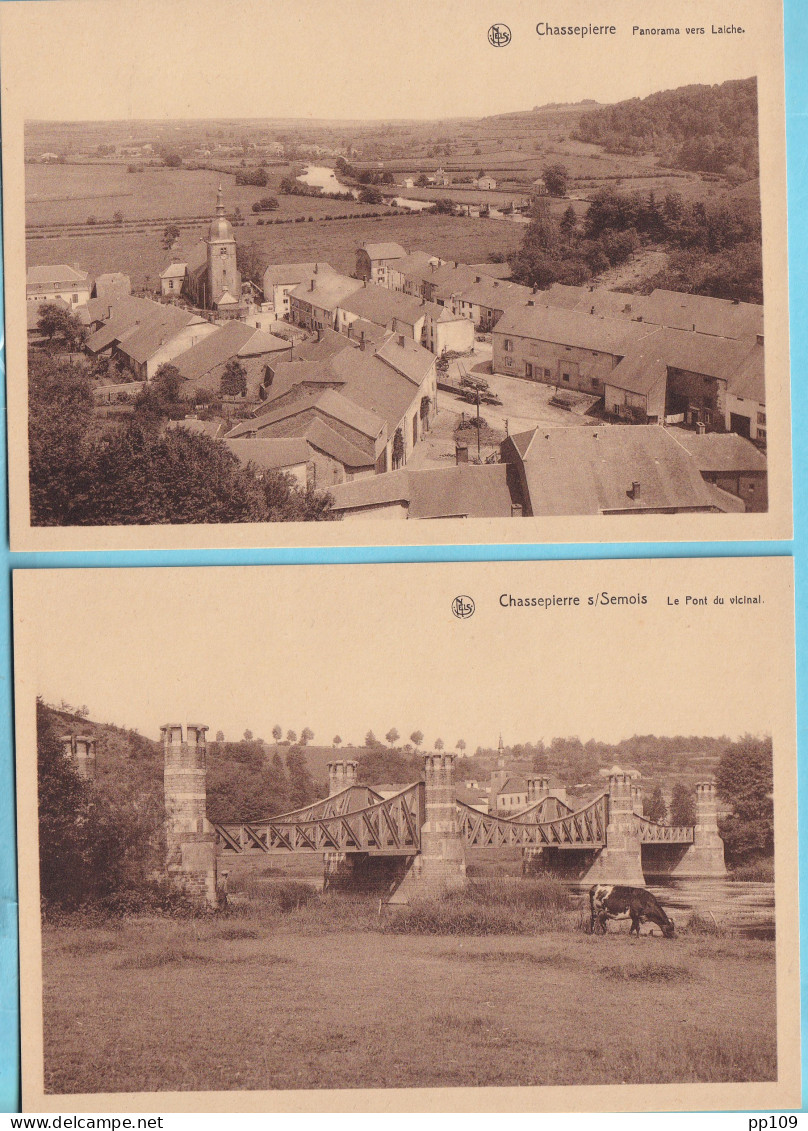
[71,293,78,303]
[504,339,513,352]
[562,372,570,383]
[757,411,767,425]
[505,358,512,368]
[591,378,600,389]
[544,368,551,379]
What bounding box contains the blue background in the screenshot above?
[0,2,805,1111]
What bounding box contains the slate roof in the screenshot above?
[452,277,532,311]
[160,262,187,280]
[290,274,363,311]
[359,242,407,262]
[224,437,310,471]
[27,263,89,286]
[167,418,225,440]
[725,340,765,403]
[494,304,658,356]
[508,424,744,515]
[115,306,198,365]
[262,262,336,289]
[172,321,257,383]
[338,285,427,328]
[667,430,767,473]
[329,463,514,519]
[84,297,168,353]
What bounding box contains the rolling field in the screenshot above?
[27,213,525,290]
[42,900,776,1094]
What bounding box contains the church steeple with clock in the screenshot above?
[205,184,240,310]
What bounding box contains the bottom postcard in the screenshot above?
[11,558,800,1112]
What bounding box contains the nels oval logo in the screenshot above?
[487,23,511,46]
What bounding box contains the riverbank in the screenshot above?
[41,885,776,1095]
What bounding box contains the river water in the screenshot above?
[572,878,775,938]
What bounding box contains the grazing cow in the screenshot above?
[589,884,675,938]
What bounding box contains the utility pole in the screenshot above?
[476,386,481,461]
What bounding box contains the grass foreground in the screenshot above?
[42,879,776,1095]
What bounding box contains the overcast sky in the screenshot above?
[8,0,764,122]
[16,563,781,750]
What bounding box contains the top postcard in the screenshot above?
[1,0,792,550]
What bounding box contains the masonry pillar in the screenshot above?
[327,759,358,796]
[523,776,551,873]
[632,783,643,816]
[323,760,358,886]
[415,751,466,889]
[582,772,645,885]
[665,781,727,877]
[162,723,218,907]
[61,734,96,781]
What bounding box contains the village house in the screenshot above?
[261,262,336,320]
[355,241,408,284]
[226,331,437,485]
[169,319,293,397]
[500,424,746,516]
[384,250,445,295]
[92,273,132,304]
[327,460,517,521]
[223,437,310,489]
[26,263,92,307]
[289,273,363,332]
[492,302,657,394]
[668,429,768,512]
[335,284,430,341]
[160,262,187,298]
[476,175,497,190]
[449,276,533,332]
[112,305,217,382]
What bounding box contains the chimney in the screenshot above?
[493,281,499,288]
[309,278,315,291]
[314,263,319,274]
[532,285,538,294]
[527,299,534,307]
[475,276,481,283]
[630,480,641,499]
[510,503,523,517]
[697,422,706,435]
[359,331,365,351]
[756,333,764,346]
[590,306,595,314]
[398,333,405,347]
[455,443,469,464]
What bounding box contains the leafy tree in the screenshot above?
[152,362,183,403]
[644,785,667,823]
[365,730,380,748]
[300,727,314,746]
[358,186,383,204]
[236,242,266,287]
[669,781,696,827]
[456,739,466,755]
[286,730,297,744]
[37,699,162,911]
[164,153,182,168]
[37,303,85,349]
[357,746,421,786]
[431,198,455,215]
[543,162,569,196]
[243,729,253,741]
[220,357,247,398]
[272,725,282,742]
[410,730,424,750]
[113,211,124,224]
[385,728,400,747]
[333,735,342,748]
[162,224,180,249]
[261,472,338,522]
[715,736,773,862]
[434,738,444,752]
[559,204,578,236]
[285,747,316,809]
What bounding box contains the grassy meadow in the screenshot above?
[26,212,525,291]
[42,877,776,1096]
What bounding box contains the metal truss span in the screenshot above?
[458,793,610,849]
[214,782,424,856]
[247,783,384,826]
[635,815,694,843]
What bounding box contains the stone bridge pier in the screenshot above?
[582,772,645,886]
[323,759,358,886]
[522,775,550,873]
[162,723,219,907]
[645,781,727,878]
[61,733,97,780]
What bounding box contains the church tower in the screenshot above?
[205,184,239,311]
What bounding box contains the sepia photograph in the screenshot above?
[12,558,800,1112]
[1,0,792,549]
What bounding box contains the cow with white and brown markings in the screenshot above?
[589,884,675,938]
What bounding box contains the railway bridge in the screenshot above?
[158,724,726,907]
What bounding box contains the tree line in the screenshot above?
[509,186,762,304]
[28,351,338,525]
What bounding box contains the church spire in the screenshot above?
[215,183,225,217]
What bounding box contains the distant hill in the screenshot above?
[573,77,759,177]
